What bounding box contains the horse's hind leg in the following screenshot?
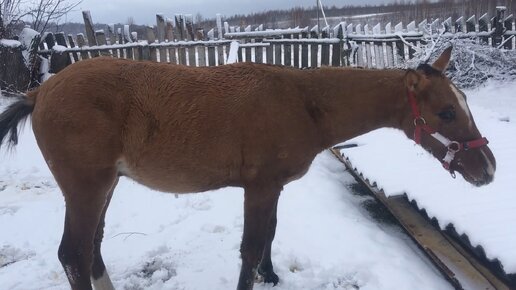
[91,177,119,290]
[56,167,118,290]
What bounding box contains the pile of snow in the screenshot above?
[0,39,21,48]
[0,110,452,288]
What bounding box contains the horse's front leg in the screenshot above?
[237,183,282,290]
[257,200,279,285]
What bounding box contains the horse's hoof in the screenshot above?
[257,267,279,286]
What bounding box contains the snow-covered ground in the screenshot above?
[343,80,516,275]
[0,106,454,288]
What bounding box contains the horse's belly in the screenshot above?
[118,158,239,193]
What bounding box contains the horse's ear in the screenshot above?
[432,46,453,72]
[405,69,427,93]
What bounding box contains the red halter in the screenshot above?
[407,90,489,177]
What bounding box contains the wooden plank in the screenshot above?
[82,11,99,57]
[217,45,225,65]
[146,26,157,61]
[117,27,125,58]
[331,149,512,290]
[266,42,273,65]
[50,32,71,73]
[169,47,177,64]
[320,27,330,66]
[301,30,309,68]
[107,24,116,45]
[274,41,282,65]
[216,14,223,39]
[76,34,90,60]
[67,34,79,62]
[165,19,174,41]
[293,32,300,68]
[255,26,264,64]
[504,15,514,49]
[479,13,490,44]
[43,32,56,50]
[156,14,167,63]
[95,30,110,57]
[466,15,476,33]
[310,26,318,67]
[208,46,216,66]
[175,14,185,40]
[185,14,196,66]
[331,23,344,67]
[283,34,292,67]
[123,24,136,59]
[197,46,206,66]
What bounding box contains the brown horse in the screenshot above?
[0,47,495,290]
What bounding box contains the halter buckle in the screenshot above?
[413,117,426,126]
[447,141,461,153]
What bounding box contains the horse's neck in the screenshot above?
[299,68,409,148]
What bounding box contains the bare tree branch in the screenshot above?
[1,0,81,37]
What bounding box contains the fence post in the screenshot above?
[493,6,506,47]
[504,13,514,49]
[478,13,489,44]
[185,14,196,66]
[82,11,99,57]
[50,32,71,73]
[156,14,167,63]
[67,34,79,62]
[123,25,135,60]
[310,25,318,67]
[301,28,309,68]
[76,34,89,60]
[320,26,330,66]
[146,26,157,61]
[332,23,344,67]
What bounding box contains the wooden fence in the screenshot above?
[38,7,516,74]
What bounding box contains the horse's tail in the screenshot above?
[0,89,38,150]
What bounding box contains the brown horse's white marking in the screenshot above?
[0,47,495,290]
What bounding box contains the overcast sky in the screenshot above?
[65,0,396,25]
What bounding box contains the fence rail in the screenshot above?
[26,7,516,75]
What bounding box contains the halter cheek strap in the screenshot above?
[407,90,489,177]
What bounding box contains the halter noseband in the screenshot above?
[407,90,489,178]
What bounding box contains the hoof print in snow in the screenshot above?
[124,256,177,289]
[140,256,176,282]
[288,262,304,273]
[499,117,510,122]
[0,206,19,215]
[329,275,361,289]
[0,245,35,268]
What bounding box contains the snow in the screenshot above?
[227,41,240,64]
[225,28,308,39]
[18,28,39,49]
[52,45,68,52]
[342,80,516,274]
[0,106,452,288]
[0,39,21,48]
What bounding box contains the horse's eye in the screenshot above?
[437,107,456,122]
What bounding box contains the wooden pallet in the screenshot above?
[330,148,511,290]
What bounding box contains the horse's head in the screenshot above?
[402,46,495,186]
